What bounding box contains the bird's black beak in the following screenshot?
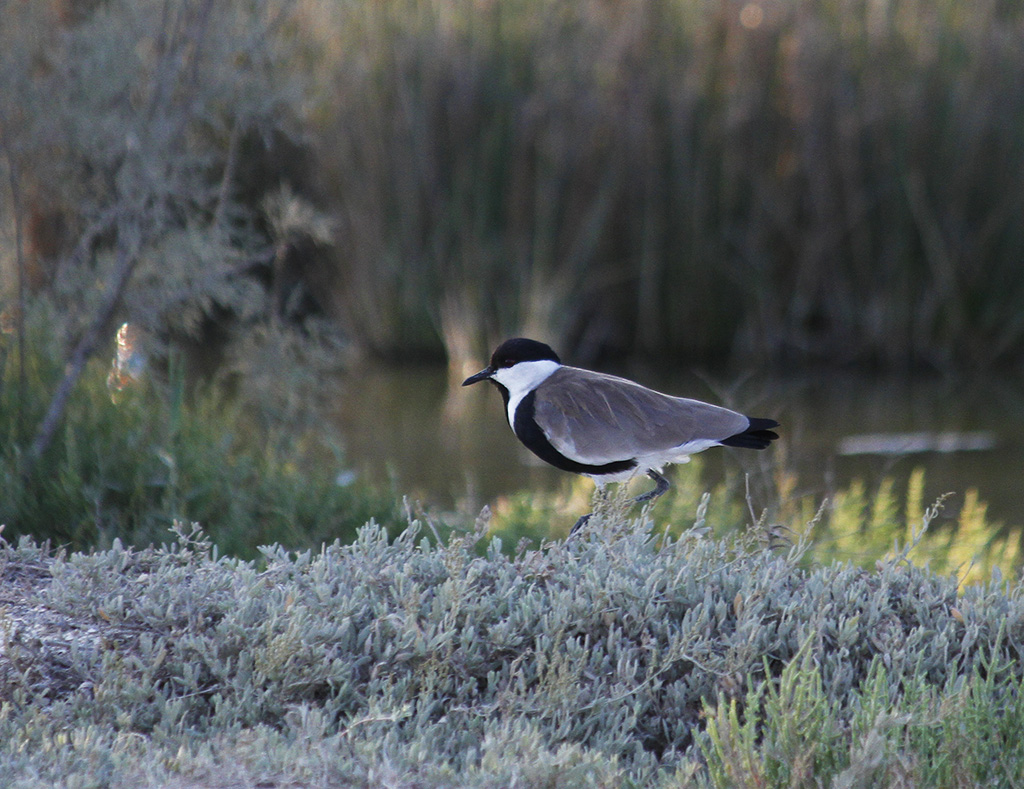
[462,367,494,386]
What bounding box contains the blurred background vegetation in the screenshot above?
[1,0,1022,565]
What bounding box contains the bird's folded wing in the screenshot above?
[533,368,749,465]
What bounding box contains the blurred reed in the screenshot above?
[301,0,1024,371]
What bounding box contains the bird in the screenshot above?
[462,337,779,530]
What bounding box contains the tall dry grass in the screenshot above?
[301,0,1024,371]
[3,0,1021,373]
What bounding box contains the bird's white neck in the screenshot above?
[492,360,560,428]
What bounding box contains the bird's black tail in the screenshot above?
[720,418,780,450]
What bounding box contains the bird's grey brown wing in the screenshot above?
[533,367,749,464]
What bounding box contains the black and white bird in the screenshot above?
[462,337,779,529]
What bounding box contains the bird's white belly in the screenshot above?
[582,439,720,484]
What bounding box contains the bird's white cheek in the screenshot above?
[491,360,560,429]
[491,360,560,394]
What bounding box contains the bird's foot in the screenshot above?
[571,473,669,536]
[632,470,670,504]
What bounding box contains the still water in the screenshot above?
[332,364,1024,530]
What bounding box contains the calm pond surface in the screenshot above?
[332,364,1024,531]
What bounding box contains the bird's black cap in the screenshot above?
[461,338,560,386]
[488,338,560,369]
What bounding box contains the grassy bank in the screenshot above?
[0,322,403,557]
[1,322,1017,582]
[2,514,1023,787]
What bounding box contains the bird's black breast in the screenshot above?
[512,390,636,476]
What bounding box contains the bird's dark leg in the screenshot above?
[571,474,669,535]
[633,469,670,504]
[570,485,610,534]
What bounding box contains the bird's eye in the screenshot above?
[502,358,514,367]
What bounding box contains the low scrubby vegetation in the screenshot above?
[2,511,1023,787]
